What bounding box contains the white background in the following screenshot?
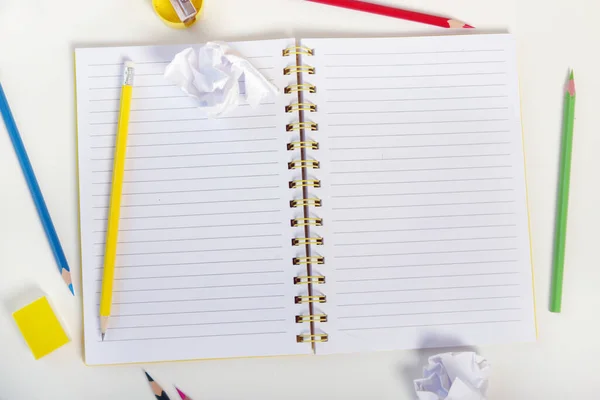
[0,0,598,399]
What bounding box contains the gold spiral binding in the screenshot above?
[283,46,315,56]
[285,102,317,113]
[292,237,324,246]
[289,179,321,188]
[294,275,326,284]
[284,52,327,347]
[285,84,317,94]
[291,217,323,227]
[290,198,322,208]
[288,160,320,170]
[295,295,327,304]
[287,141,319,151]
[286,122,318,131]
[297,334,329,343]
[296,314,328,323]
[293,256,325,266]
[284,65,316,75]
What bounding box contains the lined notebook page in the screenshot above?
[76,39,312,365]
[301,34,536,354]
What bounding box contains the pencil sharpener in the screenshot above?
[153,0,204,29]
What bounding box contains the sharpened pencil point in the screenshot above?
[464,24,475,29]
[144,371,154,382]
[567,70,576,96]
[101,333,105,341]
[176,387,187,399]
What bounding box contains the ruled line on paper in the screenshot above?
[90,95,186,102]
[331,200,516,211]
[328,142,511,151]
[330,177,513,187]
[323,49,506,57]
[327,96,509,104]
[333,224,517,235]
[92,185,280,197]
[110,210,281,221]
[92,173,280,185]
[89,114,277,125]
[90,126,277,137]
[336,259,518,271]
[110,319,288,330]
[96,270,285,282]
[337,272,519,283]
[329,130,510,139]
[93,245,284,257]
[326,108,509,116]
[332,212,516,223]
[88,102,276,113]
[334,248,518,259]
[339,308,522,319]
[92,161,279,173]
[337,284,520,295]
[327,84,508,92]
[113,306,286,317]
[103,294,286,306]
[330,165,512,174]
[338,296,521,307]
[102,331,288,343]
[92,233,283,246]
[104,197,280,208]
[90,138,278,149]
[92,258,285,270]
[330,154,512,163]
[338,320,522,332]
[96,281,286,294]
[91,150,278,161]
[325,73,507,80]
[93,222,283,233]
[333,236,517,247]
[331,189,515,199]
[329,118,510,127]
[325,61,506,68]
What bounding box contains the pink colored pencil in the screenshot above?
[306,0,474,29]
[176,387,192,400]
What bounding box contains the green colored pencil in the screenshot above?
[550,70,576,313]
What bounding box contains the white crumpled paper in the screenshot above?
[414,352,490,400]
[164,42,278,117]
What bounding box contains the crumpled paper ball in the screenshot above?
[414,352,490,400]
[164,42,278,117]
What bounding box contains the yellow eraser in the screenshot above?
[12,297,70,360]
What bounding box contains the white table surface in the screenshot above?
[1,0,599,399]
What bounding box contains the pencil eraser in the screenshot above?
[12,296,70,359]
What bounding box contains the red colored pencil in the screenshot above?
[175,387,192,400]
[306,0,474,29]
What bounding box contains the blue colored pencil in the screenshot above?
[0,82,74,295]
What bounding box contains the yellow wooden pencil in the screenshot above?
[100,61,135,340]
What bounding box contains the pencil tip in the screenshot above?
[176,387,186,399]
[567,70,576,95]
[101,333,105,341]
[144,371,154,382]
[464,24,475,29]
[68,283,75,295]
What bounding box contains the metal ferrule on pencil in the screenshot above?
[123,63,135,86]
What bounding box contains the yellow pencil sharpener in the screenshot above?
[153,0,204,29]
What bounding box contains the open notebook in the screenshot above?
[75,34,536,365]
